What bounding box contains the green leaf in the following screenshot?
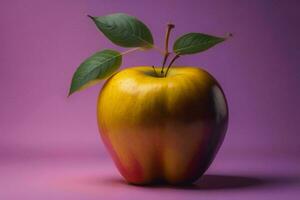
[173,33,225,55]
[88,13,153,48]
[69,49,122,96]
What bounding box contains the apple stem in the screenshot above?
[161,23,175,75]
[152,65,158,76]
[164,54,180,77]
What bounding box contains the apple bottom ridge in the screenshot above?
[100,124,226,186]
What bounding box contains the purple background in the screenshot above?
[0,0,299,199]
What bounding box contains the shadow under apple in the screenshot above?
[92,174,298,190]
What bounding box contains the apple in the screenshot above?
[97,66,228,185]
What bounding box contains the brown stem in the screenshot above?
[161,23,175,75]
[164,54,180,77]
[152,65,158,76]
[161,52,170,70]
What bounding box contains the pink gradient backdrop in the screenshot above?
[0,0,299,199]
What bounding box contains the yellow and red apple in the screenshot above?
[97,66,228,185]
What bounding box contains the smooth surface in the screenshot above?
[0,0,300,199]
[98,66,228,184]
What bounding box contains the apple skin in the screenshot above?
[97,66,228,185]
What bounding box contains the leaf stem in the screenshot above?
[151,45,165,55]
[120,47,141,56]
[225,32,233,38]
[161,23,175,75]
[87,14,94,19]
[164,54,180,77]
